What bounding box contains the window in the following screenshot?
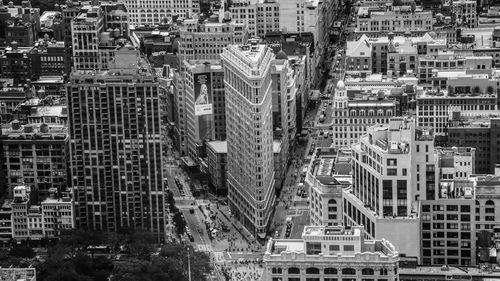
[325,268,338,275]
[306,268,320,274]
[272,268,282,274]
[387,159,397,166]
[362,268,374,275]
[387,169,397,176]
[329,245,340,251]
[288,267,300,274]
[342,268,356,275]
[344,245,354,251]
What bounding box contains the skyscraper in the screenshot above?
[221,43,276,237]
[67,45,165,238]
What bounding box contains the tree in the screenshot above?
[10,244,35,258]
[173,212,186,235]
[111,243,212,281]
[473,86,481,94]
[487,85,494,94]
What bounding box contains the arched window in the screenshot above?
[380,268,388,275]
[386,110,393,116]
[342,268,356,275]
[328,199,337,205]
[486,200,495,206]
[272,267,282,274]
[306,267,320,274]
[288,267,300,274]
[476,200,480,206]
[324,268,338,275]
[362,268,374,275]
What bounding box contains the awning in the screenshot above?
[181,156,196,167]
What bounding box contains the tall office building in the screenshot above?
[344,117,437,260]
[67,46,165,238]
[174,17,247,155]
[221,43,276,237]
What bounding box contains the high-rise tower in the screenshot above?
[221,43,276,237]
[67,46,165,239]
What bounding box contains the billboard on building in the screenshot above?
[194,73,213,116]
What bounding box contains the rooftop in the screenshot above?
[399,265,500,277]
[417,89,496,99]
[308,147,352,186]
[207,140,227,154]
[1,122,67,140]
[437,180,475,200]
[265,225,399,259]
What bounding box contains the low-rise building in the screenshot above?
[415,88,497,136]
[420,180,477,266]
[356,5,434,38]
[451,0,477,28]
[0,120,69,197]
[447,117,500,174]
[0,267,36,281]
[206,140,227,196]
[10,185,74,241]
[306,147,352,226]
[399,264,500,280]
[262,225,400,281]
[316,80,398,148]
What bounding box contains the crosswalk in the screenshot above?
[197,244,213,252]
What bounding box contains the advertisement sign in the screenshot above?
[194,73,213,116]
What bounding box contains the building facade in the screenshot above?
[262,225,400,281]
[123,0,200,25]
[67,47,165,238]
[344,118,437,260]
[306,147,352,227]
[356,6,434,38]
[415,88,497,135]
[0,121,69,198]
[10,185,74,241]
[206,141,227,196]
[447,118,500,174]
[222,43,276,237]
[175,18,248,155]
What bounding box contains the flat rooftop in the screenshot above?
[308,147,352,186]
[399,265,500,277]
[207,140,227,154]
